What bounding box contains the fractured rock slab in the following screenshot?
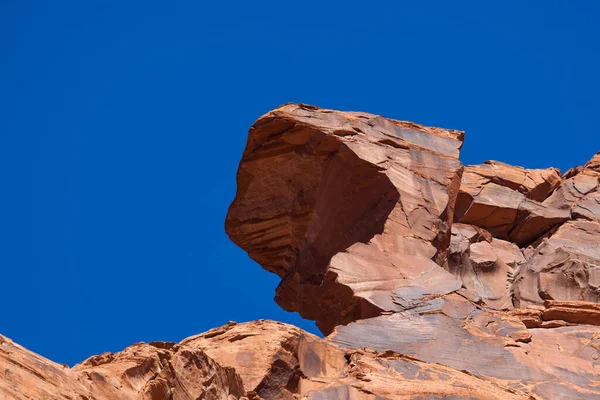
[455,162,569,246]
[449,224,525,309]
[329,302,600,399]
[0,334,245,400]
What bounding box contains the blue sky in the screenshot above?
[1,1,599,366]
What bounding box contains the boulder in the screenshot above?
[225,103,465,334]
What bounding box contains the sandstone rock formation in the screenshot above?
[454,162,569,246]
[2,104,599,400]
[0,333,245,400]
[224,104,600,398]
[225,103,465,335]
[0,321,539,400]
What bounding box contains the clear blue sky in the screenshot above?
[1,2,599,366]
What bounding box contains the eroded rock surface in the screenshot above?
[448,223,525,309]
[3,105,600,400]
[223,105,600,399]
[514,219,600,306]
[225,103,465,334]
[454,162,569,247]
[0,322,534,400]
[329,298,600,399]
[0,333,245,400]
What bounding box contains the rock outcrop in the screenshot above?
[224,105,600,398]
[225,103,465,334]
[454,162,569,247]
[2,105,599,400]
[0,333,245,400]
[0,322,537,400]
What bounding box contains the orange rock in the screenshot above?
[181,320,310,399]
[226,103,465,334]
[513,219,600,306]
[0,333,244,400]
[455,162,569,246]
[223,104,600,399]
[463,160,562,202]
[4,105,600,400]
[449,230,524,309]
[543,155,600,224]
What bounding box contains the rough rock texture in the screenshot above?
[461,161,562,202]
[0,333,245,400]
[2,105,600,400]
[181,320,310,400]
[225,103,465,334]
[223,106,600,399]
[329,298,600,399]
[513,219,600,306]
[448,224,524,309]
[1,322,533,400]
[454,162,569,246]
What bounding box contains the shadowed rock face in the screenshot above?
[226,103,465,334]
[0,333,245,400]
[223,105,600,398]
[448,223,524,309]
[3,106,600,400]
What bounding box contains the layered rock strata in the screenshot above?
[2,104,599,400]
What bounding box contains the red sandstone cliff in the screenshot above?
[2,104,599,400]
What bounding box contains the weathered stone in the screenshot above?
[329,305,600,399]
[0,334,88,400]
[455,163,569,247]
[462,161,562,202]
[0,321,537,400]
[4,105,600,400]
[0,334,246,400]
[541,300,600,326]
[513,220,600,306]
[543,153,600,224]
[449,225,524,309]
[181,320,309,400]
[585,152,600,171]
[223,105,600,399]
[225,103,465,334]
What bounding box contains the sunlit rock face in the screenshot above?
[0,332,246,400]
[225,105,600,399]
[2,105,600,400]
[454,161,568,247]
[225,103,465,334]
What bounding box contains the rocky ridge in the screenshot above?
[2,104,599,399]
